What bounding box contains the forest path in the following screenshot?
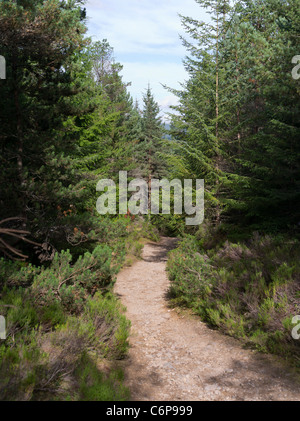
[114,237,300,401]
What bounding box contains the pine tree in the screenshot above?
[167,0,232,223]
[0,0,91,251]
[218,0,300,230]
[167,0,300,232]
[134,86,166,185]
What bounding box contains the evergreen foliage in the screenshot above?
[1,0,300,399]
[168,0,300,231]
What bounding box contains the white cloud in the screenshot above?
[86,0,206,56]
[159,95,179,108]
[120,61,186,117]
[85,0,207,113]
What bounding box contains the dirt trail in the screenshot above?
[115,237,300,401]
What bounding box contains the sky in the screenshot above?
[85,0,207,120]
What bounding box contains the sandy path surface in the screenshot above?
[115,237,300,401]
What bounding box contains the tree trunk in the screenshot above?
[12,53,26,229]
[215,9,221,225]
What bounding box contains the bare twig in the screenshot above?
[0,217,42,260]
[57,261,97,291]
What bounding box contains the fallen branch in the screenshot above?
[0,217,42,260]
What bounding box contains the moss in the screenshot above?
[74,353,130,401]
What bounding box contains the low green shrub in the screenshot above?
[74,353,130,401]
[167,232,300,363]
[30,245,116,314]
[0,243,131,401]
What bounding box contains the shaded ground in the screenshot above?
[114,237,300,401]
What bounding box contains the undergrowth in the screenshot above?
[167,227,300,366]
[0,216,158,401]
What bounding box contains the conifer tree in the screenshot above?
[134,86,166,185]
[0,0,93,251]
[168,0,232,223]
[168,0,300,231]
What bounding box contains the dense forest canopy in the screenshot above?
[166,0,300,232]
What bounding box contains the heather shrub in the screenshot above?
[74,353,130,401]
[167,236,212,311]
[30,245,116,314]
[167,233,300,363]
[0,330,47,401]
[0,259,39,290]
[0,244,131,400]
[58,293,130,360]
